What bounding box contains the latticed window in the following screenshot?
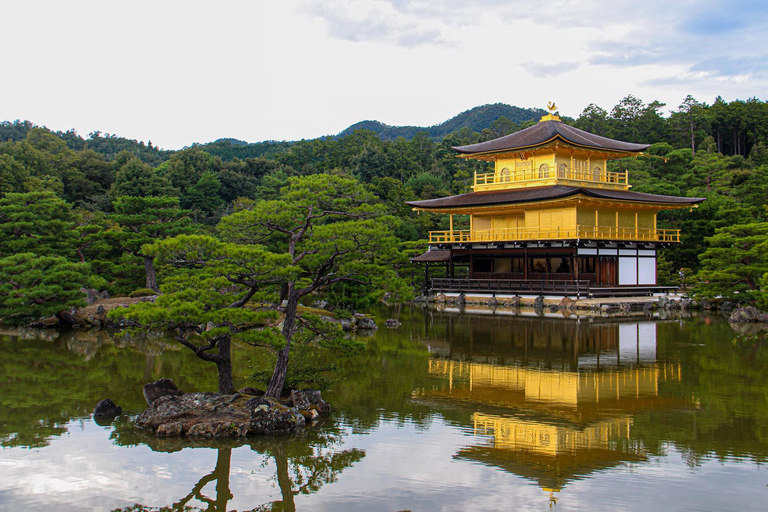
[538,163,549,178]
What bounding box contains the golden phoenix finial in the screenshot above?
[547,101,558,114]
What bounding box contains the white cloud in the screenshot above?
[0,0,766,148]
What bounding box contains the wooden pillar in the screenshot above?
[524,246,528,280]
[635,211,638,240]
[449,214,454,234]
[596,251,601,285]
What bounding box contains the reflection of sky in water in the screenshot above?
[1,416,766,511]
[578,322,658,368]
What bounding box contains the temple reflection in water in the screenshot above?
[413,311,691,502]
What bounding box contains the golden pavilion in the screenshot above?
[408,106,705,297]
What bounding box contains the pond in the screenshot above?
[1,305,767,511]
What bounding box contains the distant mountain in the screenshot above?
[194,103,549,161]
[214,137,250,146]
[335,103,548,141]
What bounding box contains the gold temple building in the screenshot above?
[408,107,705,297]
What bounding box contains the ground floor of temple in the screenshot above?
[413,241,676,297]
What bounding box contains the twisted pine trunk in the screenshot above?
[144,256,159,292]
[215,335,235,394]
[265,287,299,397]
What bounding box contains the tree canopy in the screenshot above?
[111,175,411,396]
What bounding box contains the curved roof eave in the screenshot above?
[452,121,650,155]
[406,186,706,211]
[453,134,649,157]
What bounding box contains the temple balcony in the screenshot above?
[473,168,629,192]
[428,226,680,244]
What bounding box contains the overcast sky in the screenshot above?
[3,0,767,149]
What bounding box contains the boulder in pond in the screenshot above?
[354,313,377,331]
[303,389,332,415]
[93,398,122,425]
[94,398,122,418]
[729,306,768,323]
[143,378,184,406]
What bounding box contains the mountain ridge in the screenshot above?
[334,103,548,141]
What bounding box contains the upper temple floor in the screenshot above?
[453,114,650,193]
[473,149,629,192]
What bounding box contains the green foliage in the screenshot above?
[218,174,413,307]
[333,308,353,320]
[0,253,102,324]
[107,195,195,291]
[0,190,78,258]
[109,154,176,200]
[158,147,219,195]
[128,288,157,298]
[0,153,30,193]
[694,222,768,304]
[180,171,225,221]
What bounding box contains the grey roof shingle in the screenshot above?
[453,120,650,154]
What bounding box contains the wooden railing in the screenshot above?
[474,168,628,189]
[429,225,680,244]
[432,278,590,293]
[430,278,677,296]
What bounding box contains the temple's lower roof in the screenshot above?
[410,248,451,262]
[407,185,706,210]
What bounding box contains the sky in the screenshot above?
[2,0,767,150]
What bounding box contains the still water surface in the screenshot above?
[1,306,767,511]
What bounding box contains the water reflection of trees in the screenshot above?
[110,427,364,512]
[633,318,768,463]
[0,328,249,447]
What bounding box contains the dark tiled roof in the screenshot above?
[411,249,451,262]
[453,120,650,154]
[407,186,706,210]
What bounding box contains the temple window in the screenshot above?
[493,258,511,274]
[538,163,550,179]
[474,259,492,273]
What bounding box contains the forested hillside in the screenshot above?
[335,103,548,141]
[1,94,767,312]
